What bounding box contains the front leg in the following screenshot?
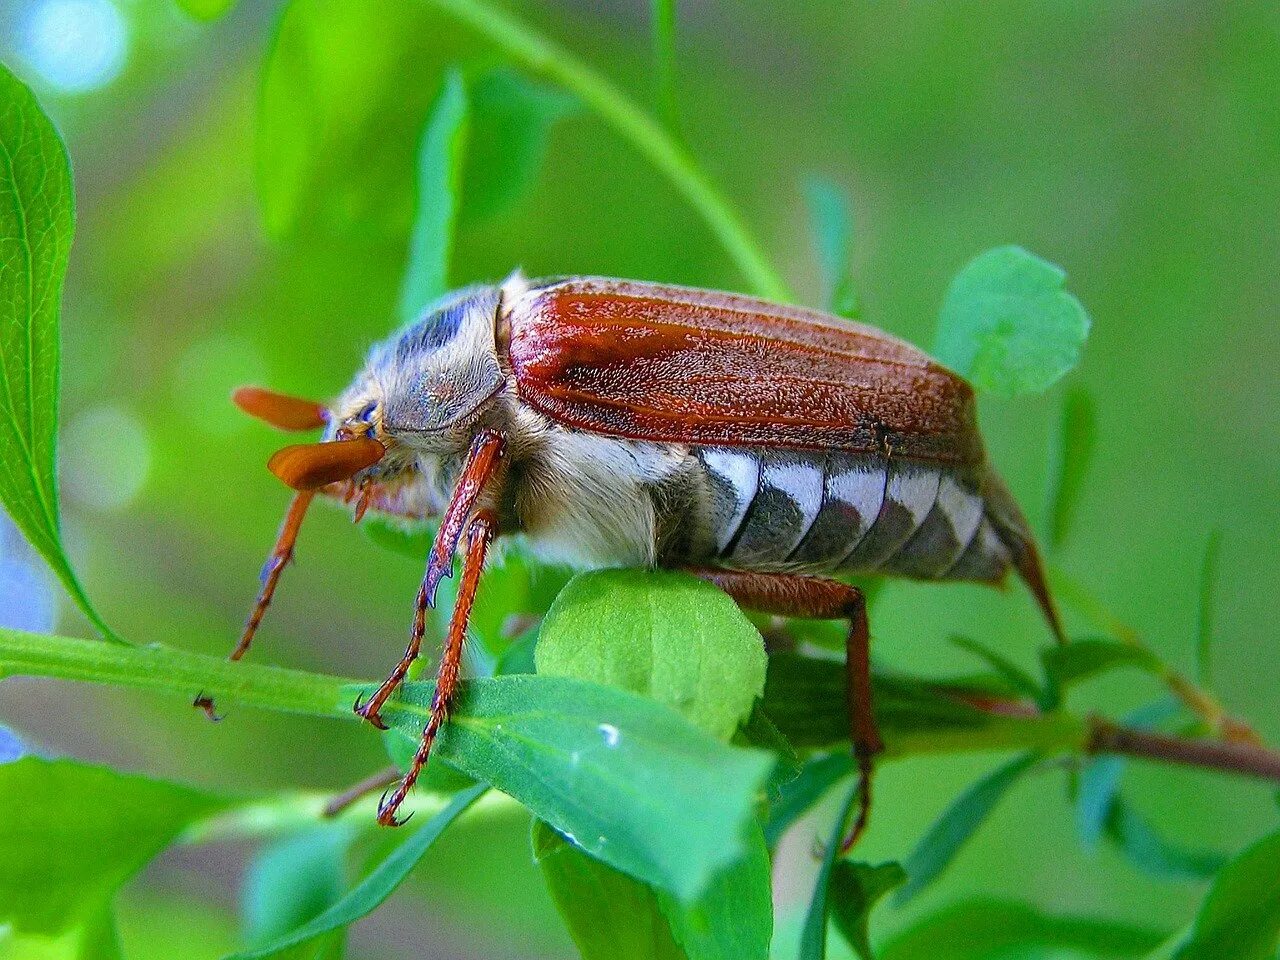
[685,568,880,850]
[355,428,506,730]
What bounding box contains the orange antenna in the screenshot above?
[233,386,329,431]
[268,438,385,490]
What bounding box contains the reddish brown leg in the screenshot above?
[377,510,497,826]
[686,568,881,850]
[195,490,316,720]
[354,571,433,731]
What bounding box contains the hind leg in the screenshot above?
[684,569,880,849]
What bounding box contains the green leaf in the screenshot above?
[1103,798,1225,881]
[225,784,486,960]
[657,822,772,960]
[1194,530,1222,687]
[375,673,775,903]
[804,175,860,319]
[360,516,434,559]
[533,820,687,960]
[933,245,1091,397]
[1043,638,1162,692]
[882,900,1164,960]
[1168,827,1280,960]
[762,750,854,848]
[799,778,863,960]
[174,0,238,21]
[829,861,907,960]
[536,570,767,741]
[650,0,679,133]
[461,69,578,222]
[0,758,230,954]
[950,635,1043,704]
[399,69,470,323]
[0,61,118,642]
[895,752,1039,904]
[1045,386,1097,548]
[243,824,355,960]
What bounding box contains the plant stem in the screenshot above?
[417,0,792,303]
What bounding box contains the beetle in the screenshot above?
[209,271,1064,843]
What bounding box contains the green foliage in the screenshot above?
[225,785,486,960]
[1195,530,1222,686]
[174,0,237,21]
[374,674,775,903]
[0,62,116,641]
[0,758,230,957]
[895,752,1039,904]
[242,824,354,960]
[1046,387,1098,548]
[804,175,861,319]
[762,751,853,847]
[650,0,679,133]
[799,779,863,960]
[399,70,470,322]
[829,861,906,960]
[934,246,1091,396]
[537,570,767,740]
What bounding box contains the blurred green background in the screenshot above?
[0,1,1277,957]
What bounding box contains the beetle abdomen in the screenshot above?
[682,446,1014,583]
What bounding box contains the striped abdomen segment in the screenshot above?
[691,446,1015,582]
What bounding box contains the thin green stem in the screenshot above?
[650,0,680,135]
[417,0,792,302]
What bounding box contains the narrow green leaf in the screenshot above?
[763,751,853,848]
[657,822,772,960]
[533,820,687,960]
[895,752,1039,904]
[1104,798,1225,881]
[799,778,862,960]
[0,61,118,642]
[462,68,578,221]
[804,175,860,319]
[0,758,231,948]
[376,673,775,903]
[536,570,767,741]
[225,784,485,960]
[882,900,1164,960]
[243,823,355,960]
[829,861,907,960]
[1045,386,1097,548]
[399,69,470,323]
[650,0,680,134]
[174,0,238,21]
[1194,530,1222,687]
[1043,638,1162,691]
[950,636,1043,704]
[933,245,1091,397]
[1169,827,1280,960]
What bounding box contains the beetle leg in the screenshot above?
[423,429,507,606]
[684,568,881,851]
[377,510,497,827]
[353,570,432,731]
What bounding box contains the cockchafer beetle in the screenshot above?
[207,271,1064,844]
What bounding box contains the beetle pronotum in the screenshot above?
[209,272,1063,843]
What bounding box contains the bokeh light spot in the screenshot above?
[62,405,151,512]
[20,0,129,94]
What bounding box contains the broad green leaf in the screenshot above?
[533,820,686,960]
[461,69,578,221]
[1103,798,1225,881]
[1045,387,1097,548]
[399,70,469,323]
[1168,827,1280,960]
[650,0,679,133]
[0,758,230,956]
[374,673,775,903]
[175,0,238,20]
[933,246,1090,397]
[225,784,485,960]
[763,750,853,848]
[894,752,1039,904]
[1043,638,1161,692]
[804,175,860,319]
[536,570,767,741]
[1194,530,1222,686]
[0,62,117,641]
[882,900,1163,960]
[736,704,802,800]
[799,778,863,960]
[950,635,1044,704]
[829,861,907,960]
[656,822,772,960]
[243,824,355,960]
